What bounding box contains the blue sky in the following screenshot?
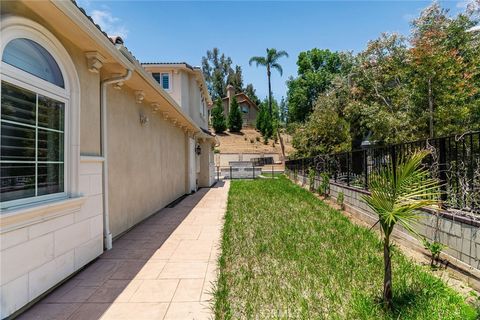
[77,0,471,100]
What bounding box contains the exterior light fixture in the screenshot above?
[195,144,201,155]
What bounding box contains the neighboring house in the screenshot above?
[222,85,258,127]
[0,1,216,318]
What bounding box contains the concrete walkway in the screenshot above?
[18,181,229,320]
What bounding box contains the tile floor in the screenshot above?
[18,181,229,320]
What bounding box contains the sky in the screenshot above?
[77,0,472,101]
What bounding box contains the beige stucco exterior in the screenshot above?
[106,85,188,237]
[0,1,216,318]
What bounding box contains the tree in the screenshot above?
[362,150,440,309]
[249,48,289,117]
[409,3,480,138]
[245,83,261,106]
[227,96,243,132]
[227,65,244,93]
[291,92,351,158]
[344,33,414,147]
[211,99,226,133]
[202,48,260,103]
[287,49,352,122]
[201,48,232,100]
[279,97,288,125]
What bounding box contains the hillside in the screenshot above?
[215,127,295,155]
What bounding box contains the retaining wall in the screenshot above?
[287,171,480,273]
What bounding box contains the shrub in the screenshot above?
[337,191,345,210]
[318,173,330,197]
[227,96,243,132]
[211,98,226,133]
[423,238,446,268]
[255,136,260,142]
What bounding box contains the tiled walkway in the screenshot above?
[19,181,229,320]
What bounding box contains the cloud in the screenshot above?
[75,0,129,39]
[90,9,128,38]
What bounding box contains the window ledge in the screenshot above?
[0,196,86,233]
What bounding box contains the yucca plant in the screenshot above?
[362,150,440,309]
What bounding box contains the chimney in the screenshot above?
[226,85,235,112]
[226,84,235,99]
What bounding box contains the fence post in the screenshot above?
[364,150,368,190]
[272,165,274,178]
[334,155,338,182]
[253,164,255,179]
[230,166,232,180]
[391,145,397,185]
[438,137,447,206]
[346,153,350,186]
[217,166,219,181]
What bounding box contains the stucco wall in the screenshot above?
[198,141,215,187]
[106,86,187,238]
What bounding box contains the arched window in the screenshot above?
[1,26,71,209]
[3,38,65,88]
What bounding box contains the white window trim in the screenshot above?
[1,17,81,213]
[160,72,172,91]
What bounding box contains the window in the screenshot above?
[2,38,65,88]
[200,98,205,117]
[161,73,170,90]
[151,72,170,90]
[152,72,160,84]
[1,37,67,208]
[241,105,249,113]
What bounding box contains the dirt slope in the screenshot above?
[215,127,295,155]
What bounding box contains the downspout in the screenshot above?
[100,69,132,250]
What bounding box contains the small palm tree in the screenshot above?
[249,48,288,117]
[362,150,440,309]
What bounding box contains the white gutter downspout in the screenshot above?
[100,69,132,250]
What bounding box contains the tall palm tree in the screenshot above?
[362,150,440,309]
[249,48,289,117]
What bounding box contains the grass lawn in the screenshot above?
[260,172,284,178]
[214,176,477,319]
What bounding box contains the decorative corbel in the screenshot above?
[135,91,145,104]
[111,73,124,90]
[162,112,169,121]
[85,52,106,73]
[172,119,178,127]
[151,103,160,113]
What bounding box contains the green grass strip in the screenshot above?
[214,176,478,319]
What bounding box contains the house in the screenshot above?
[141,62,214,191]
[222,85,258,127]
[0,1,216,318]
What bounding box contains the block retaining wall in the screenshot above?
[287,170,480,285]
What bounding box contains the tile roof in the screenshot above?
[141,62,198,70]
[71,0,115,44]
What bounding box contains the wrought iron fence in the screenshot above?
[285,131,480,213]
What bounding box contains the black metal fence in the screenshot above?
[285,131,480,213]
[251,157,274,166]
[215,165,283,180]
